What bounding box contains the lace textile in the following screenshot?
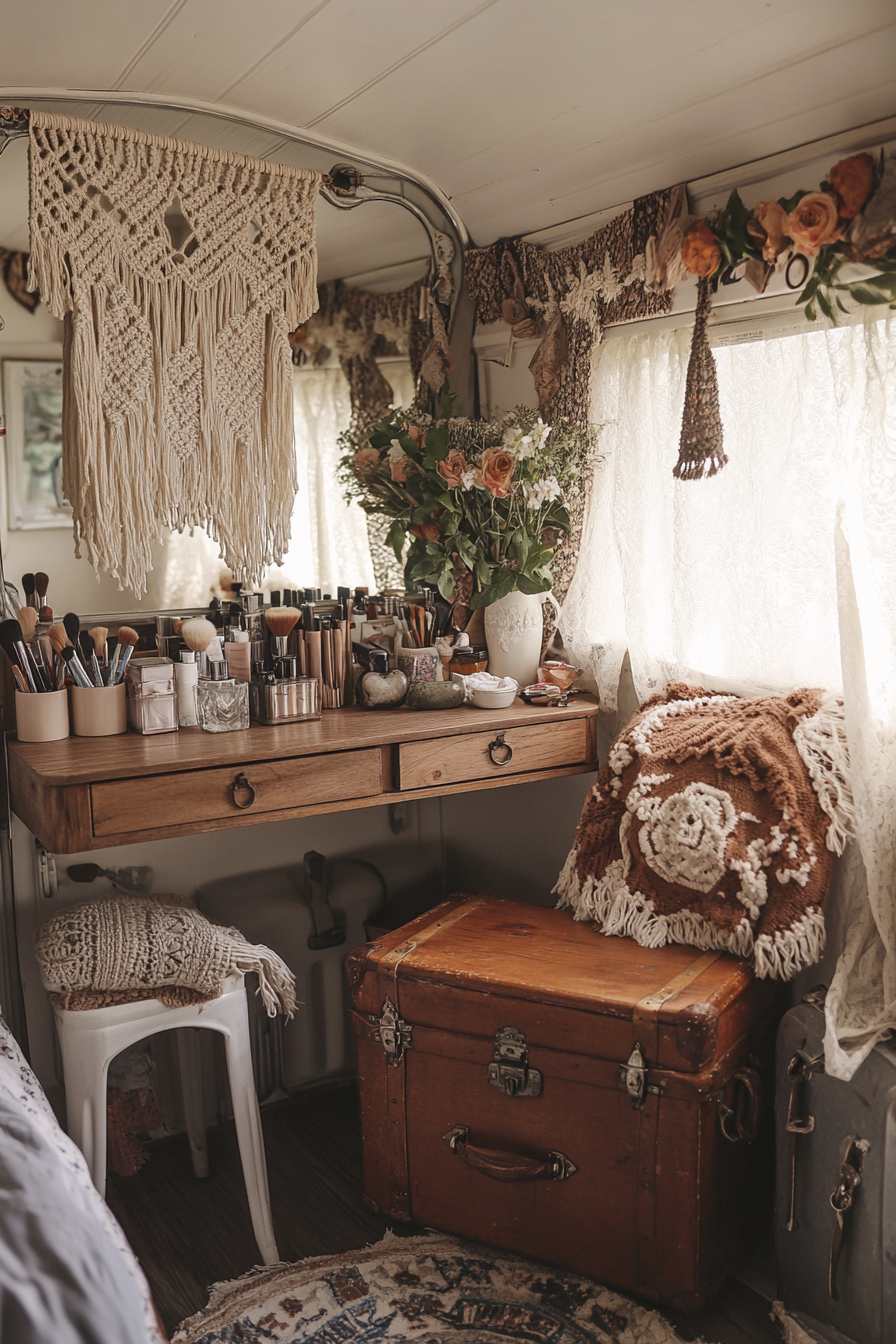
[561,316,896,1075]
[28,111,320,595]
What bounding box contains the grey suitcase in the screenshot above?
[776,990,896,1344]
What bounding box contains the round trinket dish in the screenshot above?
[470,680,519,709]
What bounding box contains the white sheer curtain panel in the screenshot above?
[282,365,376,596]
[561,315,896,1079]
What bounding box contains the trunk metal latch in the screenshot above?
[370,996,413,1065]
[621,1042,648,1109]
[487,1026,543,1098]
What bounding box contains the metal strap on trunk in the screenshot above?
[632,950,723,1021]
[373,897,487,1220]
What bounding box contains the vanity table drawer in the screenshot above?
[90,748,383,836]
[397,718,588,791]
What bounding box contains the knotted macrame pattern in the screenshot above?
[28,112,321,595]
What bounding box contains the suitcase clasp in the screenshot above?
[621,1042,647,1109]
[371,996,413,1064]
[487,1026,543,1098]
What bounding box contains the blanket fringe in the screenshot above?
[230,942,297,1019]
[753,908,826,980]
[792,693,854,854]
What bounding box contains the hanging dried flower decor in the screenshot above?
[673,277,727,481]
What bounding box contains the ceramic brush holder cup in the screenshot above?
[70,682,127,737]
[15,688,69,742]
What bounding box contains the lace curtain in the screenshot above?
[154,361,417,604]
[561,315,896,1079]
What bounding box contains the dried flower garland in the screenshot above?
[677,149,896,320]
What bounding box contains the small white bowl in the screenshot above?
[470,683,519,709]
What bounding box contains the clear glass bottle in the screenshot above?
[197,659,250,732]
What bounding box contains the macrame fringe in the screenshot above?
[792,692,855,854]
[229,940,297,1020]
[556,851,826,977]
[753,908,826,980]
[673,275,727,481]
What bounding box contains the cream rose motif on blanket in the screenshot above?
[555,684,854,979]
[634,780,737,892]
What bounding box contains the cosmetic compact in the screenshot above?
[125,657,179,734]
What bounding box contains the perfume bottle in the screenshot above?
[197,659,250,732]
[174,649,199,726]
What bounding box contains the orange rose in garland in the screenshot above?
[353,447,380,475]
[829,153,875,220]
[680,219,722,278]
[788,192,844,256]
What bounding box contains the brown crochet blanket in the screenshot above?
[555,684,853,978]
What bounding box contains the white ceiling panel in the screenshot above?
[2,0,896,262]
[2,1,175,88]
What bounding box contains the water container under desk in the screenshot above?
[197,845,443,1096]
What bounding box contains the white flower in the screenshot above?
[388,439,406,462]
[524,475,562,508]
[460,468,477,491]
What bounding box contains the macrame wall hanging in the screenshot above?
[464,191,672,627]
[27,111,321,595]
[291,276,433,588]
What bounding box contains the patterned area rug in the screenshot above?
[172,1233,684,1344]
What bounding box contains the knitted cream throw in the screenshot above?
[28,111,320,595]
[555,684,854,979]
[35,897,296,1017]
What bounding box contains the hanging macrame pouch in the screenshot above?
[28,112,321,594]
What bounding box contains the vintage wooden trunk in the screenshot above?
[348,896,779,1309]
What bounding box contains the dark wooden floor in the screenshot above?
[106,1084,780,1343]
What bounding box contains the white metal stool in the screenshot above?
[51,971,279,1264]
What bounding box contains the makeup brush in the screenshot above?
[21,574,36,610]
[63,611,81,650]
[39,606,53,623]
[35,572,49,613]
[180,616,218,678]
[264,606,301,661]
[88,625,109,676]
[109,626,139,686]
[60,646,93,689]
[79,631,104,688]
[0,618,38,692]
[16,607,38,643]
[48,621,89,687]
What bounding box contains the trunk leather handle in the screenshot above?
[442,1126,577,1182]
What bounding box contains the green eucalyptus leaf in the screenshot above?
[475,558,492,586]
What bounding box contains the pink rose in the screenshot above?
[353,448,380,475]
[437,449,468,488]
[407,426,426,449]
[476,447,515,498]
[788,192,843,257]
[390,456,412,483]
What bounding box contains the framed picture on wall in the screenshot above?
[1,358,71,530]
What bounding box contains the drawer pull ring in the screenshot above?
[442,1125,577,1182]
[488,732,513,768]
[231,772,257,809]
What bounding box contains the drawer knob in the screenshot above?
[488,731,513,768]
[231,771,257,809]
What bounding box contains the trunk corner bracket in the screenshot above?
[371,996,412,1064]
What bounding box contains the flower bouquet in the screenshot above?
[338,401,600,610]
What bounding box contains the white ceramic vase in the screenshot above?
[484,589,544,687]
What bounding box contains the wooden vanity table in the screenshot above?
[7,697,599,854]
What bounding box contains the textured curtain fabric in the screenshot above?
[561,315,896,1079]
